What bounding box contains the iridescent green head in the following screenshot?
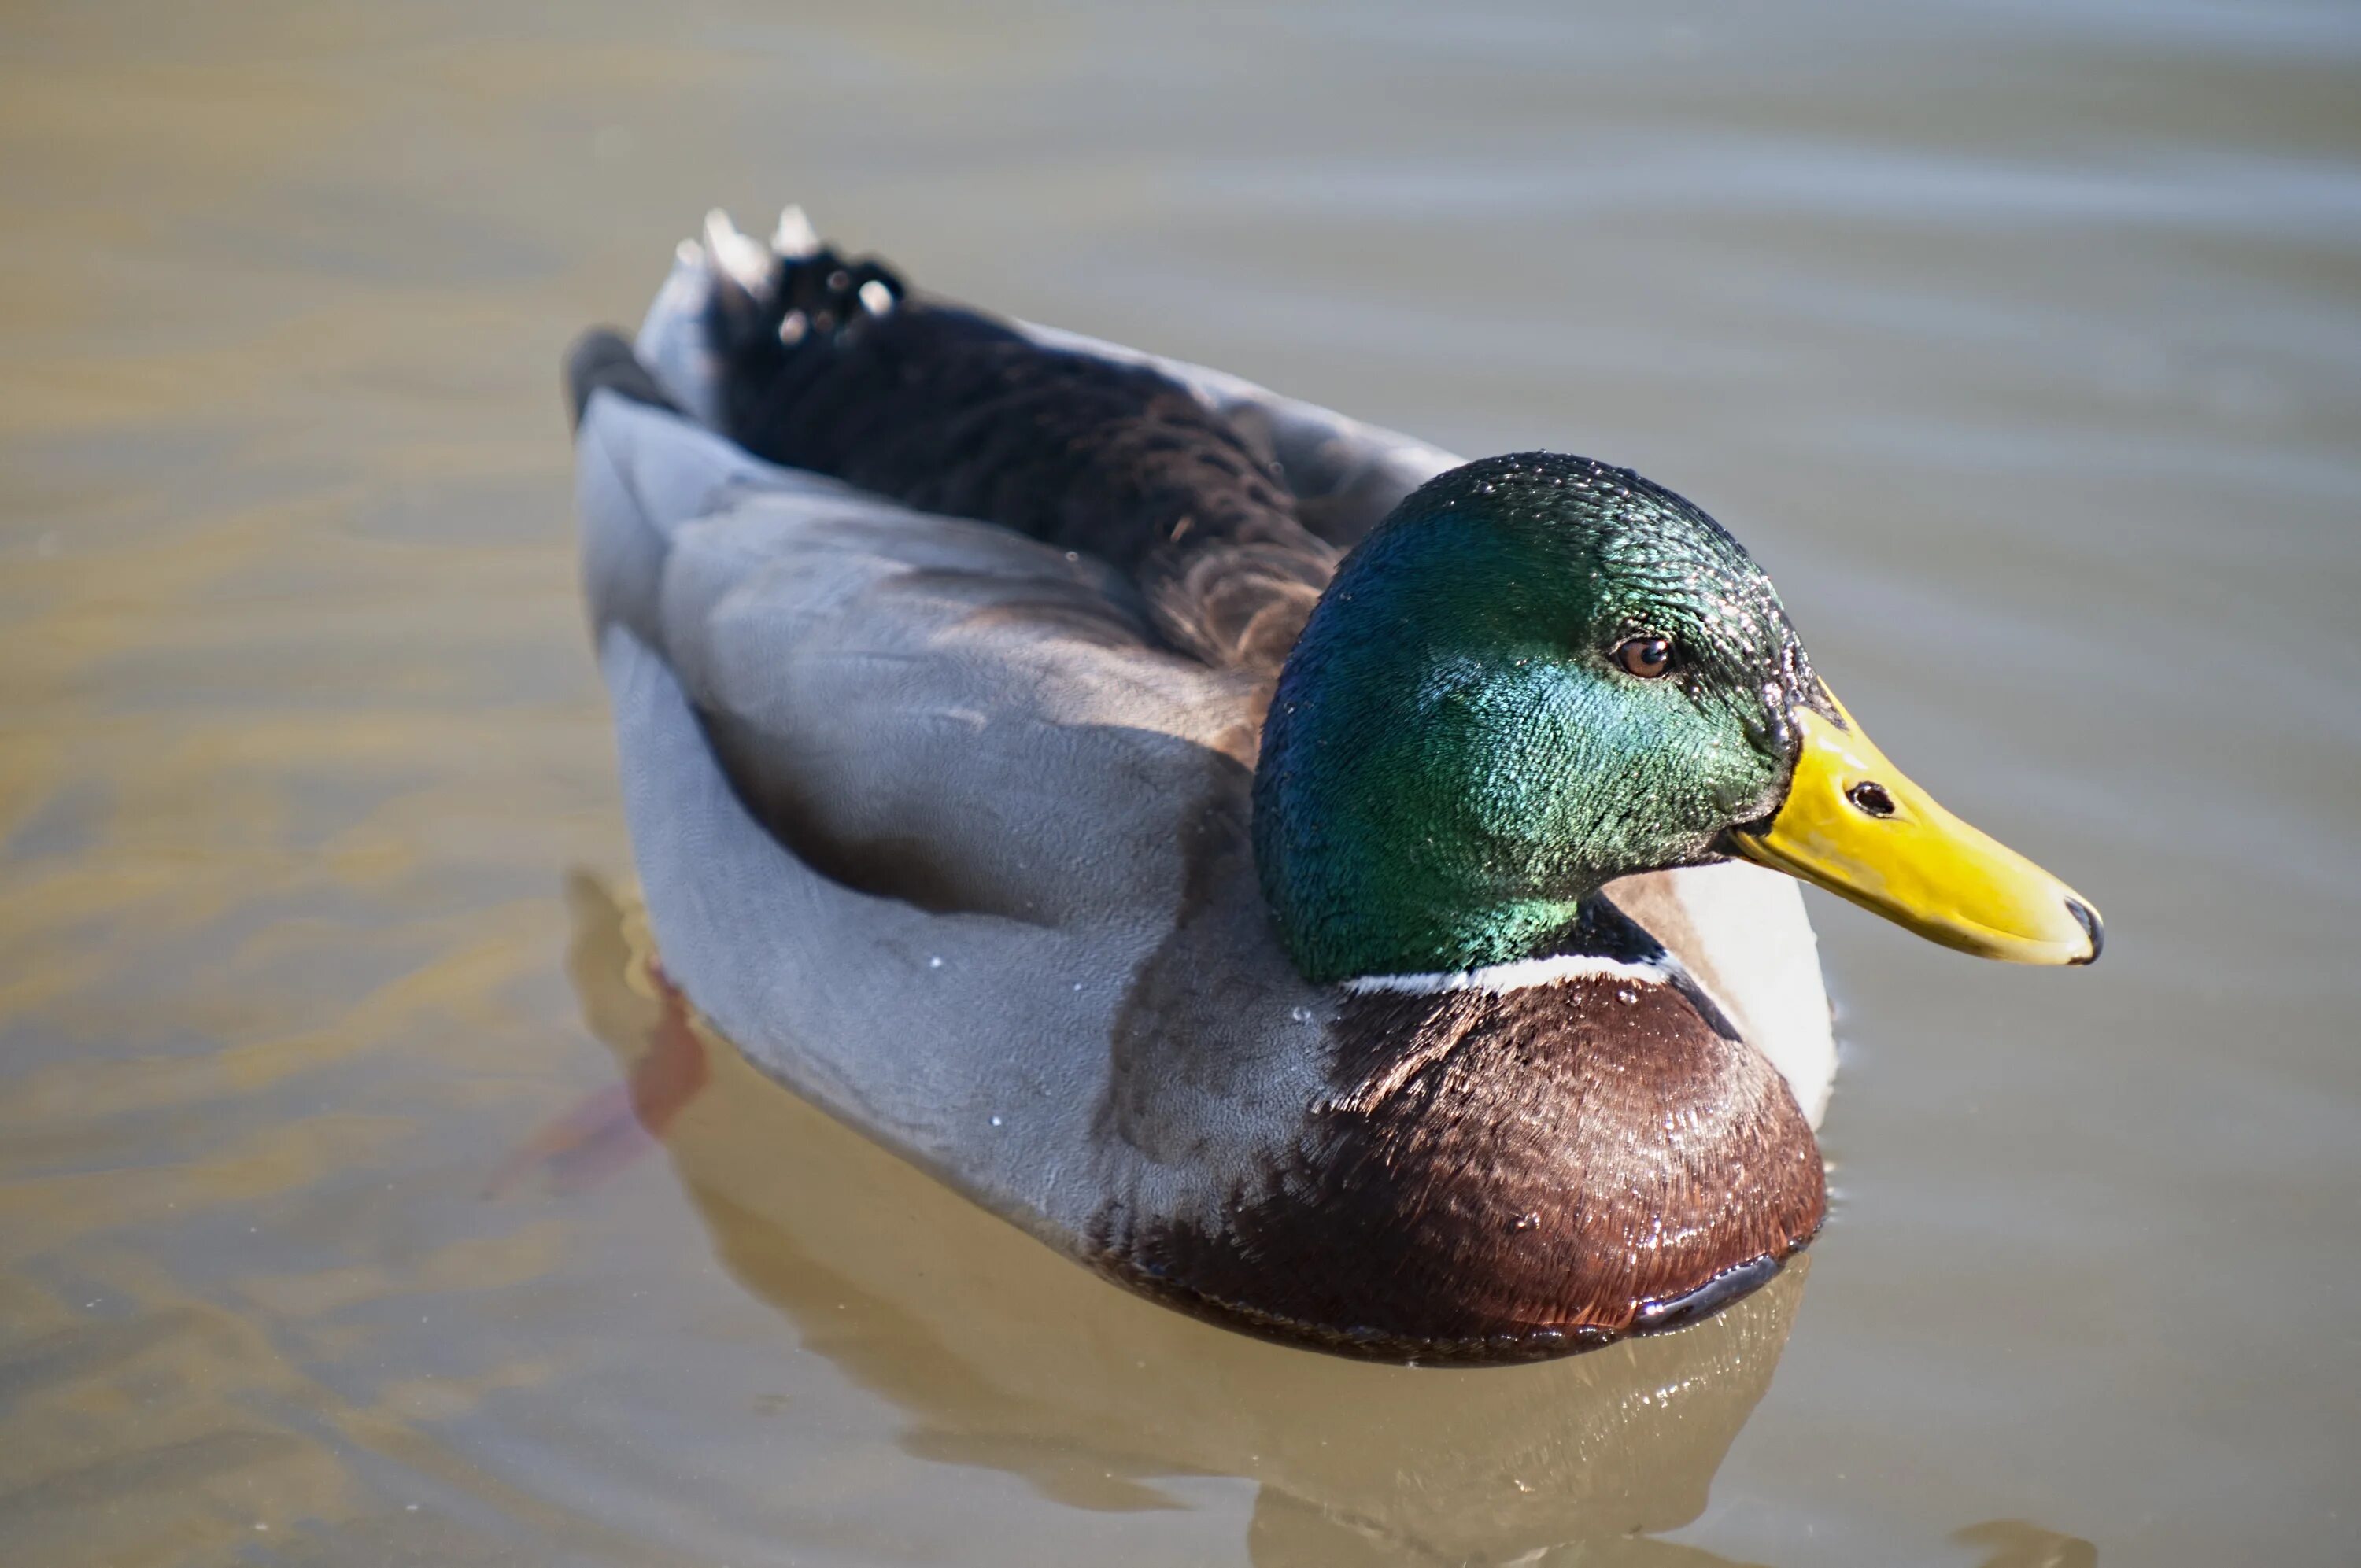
[1253,453,1820,982]
[1252,451,2103,983]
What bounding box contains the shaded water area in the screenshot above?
[3,2,2358,1562]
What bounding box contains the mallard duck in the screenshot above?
[565,208,2100,1365]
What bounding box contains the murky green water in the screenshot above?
[3,2,2357,1563]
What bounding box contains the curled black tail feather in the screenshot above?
[706,240,1337,673]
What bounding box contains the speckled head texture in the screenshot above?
[1254,452,1830,983]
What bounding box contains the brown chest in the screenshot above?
[1103,975,1826,1363]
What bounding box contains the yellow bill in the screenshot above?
[1728,693,2102,965]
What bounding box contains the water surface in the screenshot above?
[3,2,2358,1563]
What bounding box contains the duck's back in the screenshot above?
[700,228,1343,675]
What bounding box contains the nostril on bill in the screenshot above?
[1846,780,1896,818]
[2065,898,2104,965]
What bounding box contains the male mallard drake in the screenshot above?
[566,208,2100,1364]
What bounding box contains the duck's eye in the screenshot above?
[1613,636,1675,679]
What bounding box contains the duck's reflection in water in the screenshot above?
[556,872,1810,1566]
